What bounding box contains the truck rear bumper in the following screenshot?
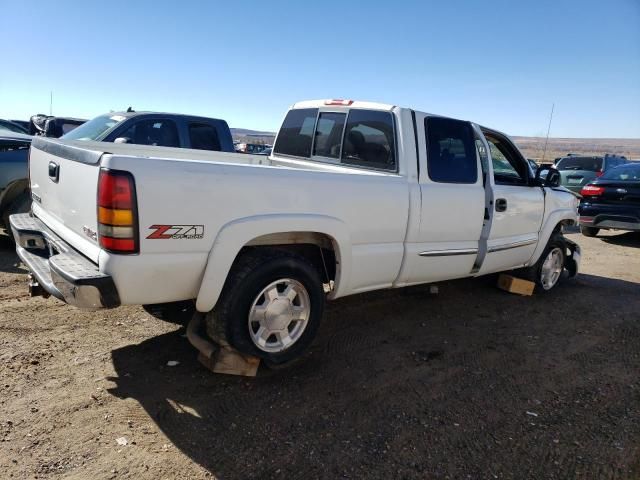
[10,213,120,309]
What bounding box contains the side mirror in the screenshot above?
[44,119,61,138]
[545,169,561,187]
[114,137,130,144]
[536,164,561,187]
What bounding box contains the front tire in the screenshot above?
[519,233,567,291]
[580,226,600,237]
[209,249,325,366]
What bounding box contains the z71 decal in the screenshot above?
[147,225,204,240]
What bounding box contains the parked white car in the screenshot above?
[11,99,581,366]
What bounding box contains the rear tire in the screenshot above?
[142,301,195,325]
[518,233,567,291]
[580,226,599,237]
[2,192,31,240]
[208,248,325,366]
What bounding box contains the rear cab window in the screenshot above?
[556,157,603,172]
[313,112,346,159]
[189,123,221,151]
[341,110,396,170]
[274,107,396,171]
[273,109,317,158]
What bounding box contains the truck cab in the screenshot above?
[270,100,579,288]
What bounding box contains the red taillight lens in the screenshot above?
[580,185,605,197]
[98,171,134,209]
[324,99,354,106]
[97,169,138,254]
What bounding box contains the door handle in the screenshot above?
[495,198,507,212]
[48,161,59,183]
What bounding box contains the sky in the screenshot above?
[1,0,639,138]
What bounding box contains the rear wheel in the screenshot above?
[208,248,325,366]
[142,301,195,325]
[580,226,599,237]
[2,191,31,240]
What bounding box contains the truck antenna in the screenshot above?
[541,103,554,162]
[49,91,53,116]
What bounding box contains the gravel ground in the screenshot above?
[0,229,639,479]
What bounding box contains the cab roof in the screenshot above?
[291,99,396,112]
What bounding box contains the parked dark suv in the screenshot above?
[556,154,628,194]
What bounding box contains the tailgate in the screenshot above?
[29,137,104,262]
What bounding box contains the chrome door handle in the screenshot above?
[495,198,507,212]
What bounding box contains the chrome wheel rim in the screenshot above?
[540,247,564,290]
[248,278,310,353]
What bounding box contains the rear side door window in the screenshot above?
[341,110,396,170]
[273,108,318,158]
[426,117,477,183]
[189,123,221,151]
[117,119,180,147]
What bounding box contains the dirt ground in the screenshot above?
[1,229,639,480]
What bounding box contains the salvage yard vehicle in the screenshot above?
[29,114,86,138]
[0,111,234,242]
[0,119,29,134]
[11,99,581,367]
[578,163,640,237]
[62,111,235,152]
[0,132,32,231]
[555,154,628,194]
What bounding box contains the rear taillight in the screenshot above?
[97,169,139,254]
[580,185,605,197]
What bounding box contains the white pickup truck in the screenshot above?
[11,99,581,366]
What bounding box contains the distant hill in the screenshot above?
[512,136,640,161]
[230,128,276,137]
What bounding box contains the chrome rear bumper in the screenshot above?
[10,213,120,309]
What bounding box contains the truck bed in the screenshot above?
[52,139,389,174]
[27,136,409,306]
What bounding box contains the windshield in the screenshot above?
[61,114,125,141]
[556,156,602,172]
[602,164,640,181]
[0,120,28,134]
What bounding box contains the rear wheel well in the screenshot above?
[0,179,28,214]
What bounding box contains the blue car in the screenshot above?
[578,163,640,237]
[0,132,32,231]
